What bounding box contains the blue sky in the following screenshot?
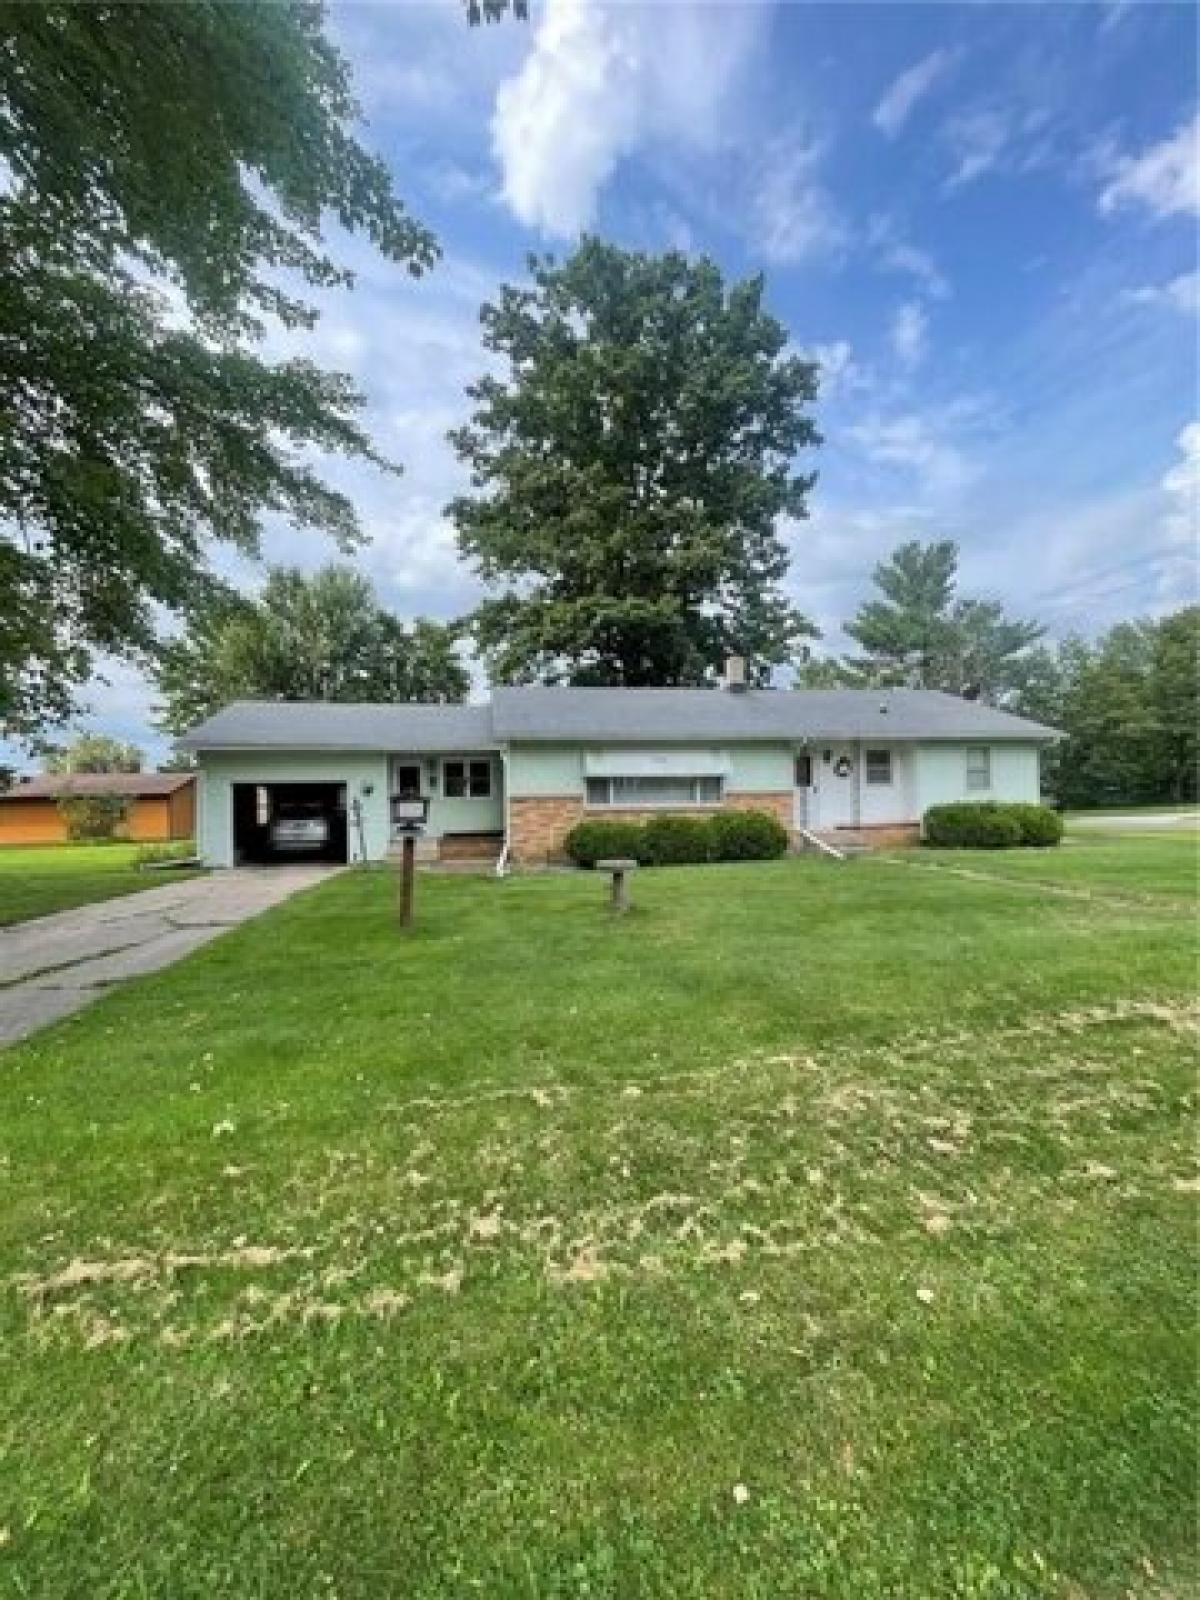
[43,0,1200,764]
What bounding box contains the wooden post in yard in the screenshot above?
[399,832,416,929]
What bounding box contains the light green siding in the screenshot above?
[508,742,792,798]
[198,750,389,868]
[727,746,793,792]
[914,743,1041,814]
[508,744,584,796]
[424,755,504,836]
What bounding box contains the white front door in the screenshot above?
[813,744,858,830]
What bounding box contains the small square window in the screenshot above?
[865,749,892,786]
[586,777,611,805]
[965,746,991,791]
[444,759,492,799]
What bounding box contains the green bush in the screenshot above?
[563,819,649,869]
[1006,803,1064,847]
[923,802,1025,849]
[134,840,198,867]
[707,809,790,861]
[642,814,712,865]
[56,794,130,842]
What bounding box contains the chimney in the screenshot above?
[723,655,748,693]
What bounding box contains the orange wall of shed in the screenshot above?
[0,786,196,846]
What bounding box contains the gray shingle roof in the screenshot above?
[177,700,497,752]
[491,687,1058,743]
[179,689,1058,752]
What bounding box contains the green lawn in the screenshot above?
[892,830,1199,900]
[1,841,1196,1597]
[0,842,201,926]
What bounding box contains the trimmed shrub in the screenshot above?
[641,814,712,865]
[1007,803,1064,847]
[923,802,1023,849]
[707,808,790,861]
[563,819,648,869]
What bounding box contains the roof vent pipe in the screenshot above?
[723,655,748,693]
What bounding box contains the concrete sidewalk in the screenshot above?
[0,866,339,1047]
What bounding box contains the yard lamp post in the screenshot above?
[390,796,428,930]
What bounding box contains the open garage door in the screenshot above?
[232,782,348,865]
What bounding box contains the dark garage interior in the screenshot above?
[232,782,348,865]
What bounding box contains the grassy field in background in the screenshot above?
[0,838,1196,1597]
[0,842,200,927]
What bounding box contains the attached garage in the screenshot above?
[191,747,391,870]
[231,781,348,865]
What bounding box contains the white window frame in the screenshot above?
[585,774,725,809]
[965,745,992,792]
[864,748,893,787]
[442,757,493,800]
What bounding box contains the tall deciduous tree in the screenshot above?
[1150,605,1200,802]
[155,565,468,734]
[844,540,1042,700]
[448,240,820,686]
[1031,608,1200,808]
[43,733,143,774]
[1,1,440,744]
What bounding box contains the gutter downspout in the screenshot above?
[495,745,511,878]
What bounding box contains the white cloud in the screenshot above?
[801,341,868,402]
[492,0,640,236]
[873,48,958,138]
[942,107,1014,189]
[1161,419,1200,544]
[866,215,951,299]
[890,302,928,369]
[1097,110,1200,219]
[846,414,976,498]
[491,0,762,238]
[750,137,848,264]
[886,241,950,299]
[1122,270,1200,317]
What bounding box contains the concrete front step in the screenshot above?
[800,830,875,857]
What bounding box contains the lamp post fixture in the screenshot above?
[390,796,429,929]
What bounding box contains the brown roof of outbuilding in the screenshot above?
[2,772,195,800]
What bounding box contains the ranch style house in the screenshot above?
[179,678,1059,870]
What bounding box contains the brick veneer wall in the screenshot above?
[832,822,921,848]
[508,791,795,865]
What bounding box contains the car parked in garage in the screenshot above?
[270,798,333,854]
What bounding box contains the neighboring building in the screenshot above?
[178,681,1058,869]
[0,772,197,846]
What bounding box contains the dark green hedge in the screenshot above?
[642,814,712,865]
[707,809,790,860]
[561,820,650,869]
[563,810,789,868]
[923,801,1063,849]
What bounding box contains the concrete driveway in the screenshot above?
[0,865,339,1048]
